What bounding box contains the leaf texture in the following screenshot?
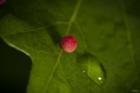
[0,0,140,93]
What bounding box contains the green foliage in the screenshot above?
[0,0,140,93]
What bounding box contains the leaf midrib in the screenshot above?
[43,0,83,92]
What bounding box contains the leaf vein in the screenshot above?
[44,0,83,92]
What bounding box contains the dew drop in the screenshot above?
[78,52,106,85]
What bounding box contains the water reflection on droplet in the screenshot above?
[82,70,86,73]
[97,77,102,81]
[78,52,106,85]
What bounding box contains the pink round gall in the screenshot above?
[60,35,78,53]
[0,0,6,6]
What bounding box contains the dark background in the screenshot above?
[0,38,32,93]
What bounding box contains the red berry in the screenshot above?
[60,35,78,53]
[0,0,6,6]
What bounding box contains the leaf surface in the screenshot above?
[0,0,140,93]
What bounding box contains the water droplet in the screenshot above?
[78,52,106,85]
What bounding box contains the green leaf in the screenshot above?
[0,0,140,93]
